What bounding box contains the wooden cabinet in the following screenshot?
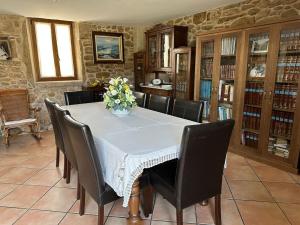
[140,86,173,97]
[172,47,195,100]
[195,19,300,173]
[134,51,146,91]
[145,25,188,72]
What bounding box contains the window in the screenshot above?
[31,18,77,81]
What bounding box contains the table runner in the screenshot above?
[63,102,197,207]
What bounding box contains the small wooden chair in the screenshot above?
[0,89,41,146]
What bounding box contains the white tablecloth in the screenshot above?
[63,102,197,207]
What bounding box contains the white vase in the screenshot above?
[111,108,130,117]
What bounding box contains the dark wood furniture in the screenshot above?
[64,91,96,105]
[0,89,41,146]
[63,114,119,225]
[172,99,204,123]
[147,120,235,225]
[134,51,146,91]
[140,86,173,97]
[172,47,195,100]
[195,19,300,173]
[147,94,171,114]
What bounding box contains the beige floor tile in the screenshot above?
[279,203,300,225]
[289,173,300,184]
[236,200,290,225]
[228,180,273,202]
[25,169,62,186]
[264,182,300,204]
[105,217,150,225]
[0,207,26,225]
[21,156,54,169]
[32,187,77,212]
[59,213,101,225]
[151,221,193,225]
[252,165,295,183]
[226,153,249,167]
[0,183,18,199]
[221,177,233,199]
[55,169,78,189]
[0,167,38,184]
[224,165,259,181]
[0,185,49,208]
[14,209,65,225]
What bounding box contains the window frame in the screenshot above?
[30,18,78,82]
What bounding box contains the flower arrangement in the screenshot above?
[103,77,136,113]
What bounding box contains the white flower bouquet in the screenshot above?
[103,77,137,112]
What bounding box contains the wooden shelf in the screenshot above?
[247,78,265,82]
[244,104,262,108]
[221,54,236,57]
[279,50,300,55]
[200,77,212,80]
[272,107,295,113]
[270,133,292,140]
[243,128,260,134]
[201,55,214,59]
[276,81,298,85]
[220,78,235,81]
[249,52,268,56]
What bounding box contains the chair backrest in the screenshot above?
[175,119,234,210]
[63,114,106,204]
[64,91,94,105]
[147,94,170,114]
[53,104,77,168]
[133,91,146,108]
[0,89,30,121]
[172,99,204,123]
[44,98,64,151]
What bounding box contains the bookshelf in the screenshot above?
[195,19,300,173]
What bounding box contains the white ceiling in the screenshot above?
[0,0,242,25]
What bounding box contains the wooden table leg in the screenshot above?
[127,178,144,225]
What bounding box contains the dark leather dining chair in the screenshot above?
[133,91,147,108]
[54,104,81,202]
[147,94,170,114]
[44,99,67,179]
[64,91,94,105]
[172,99,204,123]
[147,120,235,225]
[63,114,119,224]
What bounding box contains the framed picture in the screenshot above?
[92,31,124,64]
[251,38,269,54]
[0,38,11,60]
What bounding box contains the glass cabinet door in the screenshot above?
[160,32,172,68]
[217,35,237,120]
[241,32,270,150]
[268,28,300,159]
[148,35,157,70]
[200,40,214,120]
[174,52,189,99]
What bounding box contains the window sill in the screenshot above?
[35,80,83,87]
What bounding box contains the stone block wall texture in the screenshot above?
[78,22,135,84]
[163,0,300,46]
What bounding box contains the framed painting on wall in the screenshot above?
[0,38,11,60]
[92,31,124,64]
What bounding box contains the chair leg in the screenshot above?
[79,186,85,216]
[77,174,80,200]
[215,194,222,225]
[66,161,71,184]
[3,128,9,146]
[140,185,154,217]
[176,209,183,225]
[98,205,104,225]
[63,155,67,179]
[56,147,60,167]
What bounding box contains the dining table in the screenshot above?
[63,102,198,225]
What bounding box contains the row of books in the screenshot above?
[221,37,236,56]
[242,106,261,130]
[202,41,214,57]
[277,56,300,82]
[200,80,212,100]
[201,58,213,78]
[273,84,297,109]
[218,106,232,120]
[270,111,294,137]
[219,81,234,103]
[220,64,235,80]
[241,131,259,148]
[202,100,210,119]
[175,81,187,92]
[268,138,289,158]
[244,82,264,106]
[279,30,300,52]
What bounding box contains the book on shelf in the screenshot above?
[200,80,212,100]
[268,137,289,158]
[221,37,236,56]
[243,106,261,130]
[241,131,259,148]
[218,106,232,120]
[273,84,297,110]
[201,58,213,78]
[220,64,235,80]
[279,30,300,52]
[270,110,294,138]
[244,82,264,106]
[276,55,300,83]
[202,41,214,56]
[219,81,234,103]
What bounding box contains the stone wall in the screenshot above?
[163,0,300,46]
[78,22,135,84]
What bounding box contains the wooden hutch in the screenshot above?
[195,18,300,173]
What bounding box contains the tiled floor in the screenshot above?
[0,132,299,225]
